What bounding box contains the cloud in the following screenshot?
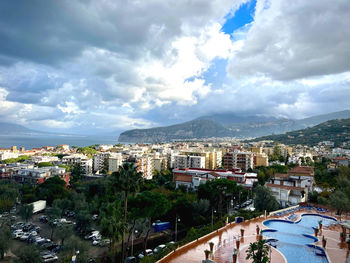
[227,0,350,80]
[0,0,349,135]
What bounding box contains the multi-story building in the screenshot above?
[13,166,69,186]
[0,163,34,179]
[93,152,111,172]
[254,153,269,167]
[108,154,123,173]
[173,168,257,190]
[152,157,167,172]
[31,155,59,164]
[0,151,19,161]
[266,166,314,207]
[173,155,206,169]
[223,150,254,171]
[62,154,93,175]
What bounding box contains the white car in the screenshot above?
[153,244,166,253]
[92,240,100,246]
[20,233,30,241]
[92,214,98,220]
[13,231,24,239]
[84,231,100,240]
[41,254,58,262]
[138,249,153,259]
[30,230,38,236]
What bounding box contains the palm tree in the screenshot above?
[112,163,143,262]
[246,240,270,263]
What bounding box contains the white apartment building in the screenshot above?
[108,154,123,173]
[62,154,92,175]
[31,155,59,164]
[93,152,111,172]
[0,152,19,161]
[173,155,205,169]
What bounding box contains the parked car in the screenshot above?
[153,244,166,253]
[92,214,98,221]
[99,239,111,247]
[39,215,48,223]
[20,233,30,241]
[138,249,153,259]
[41,253,58,262]
[125,256,137,263]
[51,245,62,253]
[84,231,100,240]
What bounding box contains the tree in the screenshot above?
[129,191,170,255]
[70,163,85,183]
[15,245,41,263]
[0,180,19,212]
[46,205,62,240]
[112,163,143,262]
[99,201,124,252]
[55,224,73,246]
[198,178,238,219]
[37,162,53,168]
[36,176,67,205]
[0,226,12,260]
[246,240,271,263]
[18,204,33,222]
[63,236,89,263]
[254,186,279,212]
[329,190,350,216]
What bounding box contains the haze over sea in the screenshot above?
[0,134,122,149]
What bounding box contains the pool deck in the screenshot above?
[158,208,350,263]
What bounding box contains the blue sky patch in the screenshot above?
[221,0,256,35]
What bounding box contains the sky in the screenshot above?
[0,0,350,135]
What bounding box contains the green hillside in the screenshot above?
[250,118,350,146]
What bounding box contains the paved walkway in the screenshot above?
[158,208,350,263]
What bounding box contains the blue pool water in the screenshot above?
[262,214,337,263]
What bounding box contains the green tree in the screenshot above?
[0,180,19,212]
[254,185,279,212]
[129,191,170,255]
[37,162,53,168]
[18,204,33,222]
[112,163,143,262]
[329,190,350,216]
[63,236,89,263]
[46,205,62,240]
[15,245,41,263]
[70,163,85,183]
[56,224,73,246]
[198,178,238,219]
[0,226,12,260]
[100,201,124,252]
[246,239,271,263]
[36,176,68,205]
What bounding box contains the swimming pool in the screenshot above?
[262,214,337,263]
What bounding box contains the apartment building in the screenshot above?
[173,168,257,189]
[93,152,111,172]
[13,166,69,186]
[173,155,206,169]
[266,166,314,207]
[254,153,269,167]
[223,150,254,171]
[62,154,93,175]
[108,153,123,173]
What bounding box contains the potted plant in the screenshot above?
[314,227,319,237]
[347,239,350,250]
[236,239,240,249]
[256,225,260,235]
[240,228,245,237]
[204,249,211,260]
[209,242,214,253]
[322,236,327,248]
[340,232,346,243]
[232,248,239,263]
[318,220,323,230]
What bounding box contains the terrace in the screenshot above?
[158,204,350,263]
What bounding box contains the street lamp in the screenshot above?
[211,208,216,229]
[131,229,138,256]
[175,215,180,242]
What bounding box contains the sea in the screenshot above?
[0,134,125,149]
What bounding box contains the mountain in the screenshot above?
[118,119,231,143]
[118,110,350,143]
[0,122,37,134]
[249,118,350,147]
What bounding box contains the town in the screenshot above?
[1,139,350,263]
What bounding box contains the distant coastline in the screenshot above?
[0,134,122,149]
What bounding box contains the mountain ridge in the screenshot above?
[118,110,350,143]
